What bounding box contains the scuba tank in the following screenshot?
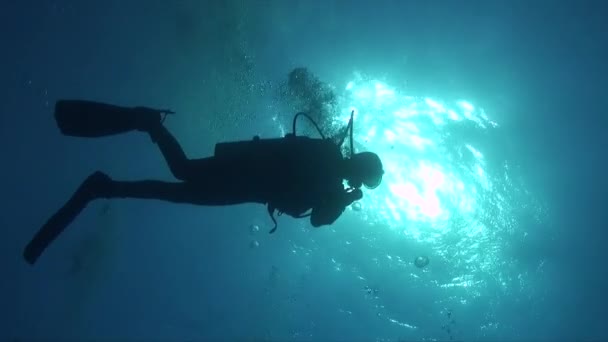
[214,110,356,161]
[214,136,291,160]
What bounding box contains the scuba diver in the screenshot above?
[23,100,384,265]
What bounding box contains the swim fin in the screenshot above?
[23,171,110,265]
[54,100,166,137]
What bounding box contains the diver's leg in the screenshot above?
[54,100,195,181]
[101,179,251,205]
[145,123,206,182]
[24,170,254,265]
[55,99,205,182]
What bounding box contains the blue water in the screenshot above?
[2,1,607,340]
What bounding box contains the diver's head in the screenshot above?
[345,152,384,189]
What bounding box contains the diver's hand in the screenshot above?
[342,188,363,206]
[310,188,363,227]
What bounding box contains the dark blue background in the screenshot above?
[2,0,607,340]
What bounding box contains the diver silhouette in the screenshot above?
[23,100,384,265]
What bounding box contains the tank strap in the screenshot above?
[267,204,278,234]
[267,204,313,234]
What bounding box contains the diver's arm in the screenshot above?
[310,188,363,227]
